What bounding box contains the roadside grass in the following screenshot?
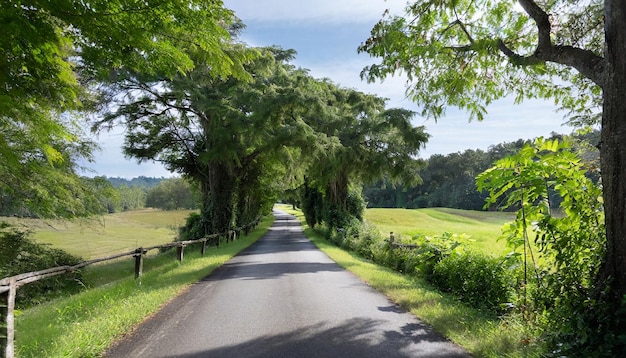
[276,204,540,357]
[364,207,515,256]
[2,209,196,259]
[14,215,273,358]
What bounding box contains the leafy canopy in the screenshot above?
[1,0,247,217]
[358,0,603,124]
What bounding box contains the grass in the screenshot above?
[13,214,274,357]
[276,204,540,357]
[2,209,196,259]
[364,207,515,256]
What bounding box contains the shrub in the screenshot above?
[431,250,512,312]
[0,224,83,307]
[410,232,465,277]
[178,212,205,241]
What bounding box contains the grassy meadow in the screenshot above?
[3,209,197,259]
[364,207,516,256]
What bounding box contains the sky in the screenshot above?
[83,0,572,179]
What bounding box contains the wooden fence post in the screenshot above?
[177,245,184,262]
[1,278,16,358]
[201,240,207,256]
[389,232,395,244]
[134,248,144,281]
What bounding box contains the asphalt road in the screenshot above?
[104,210,469,358]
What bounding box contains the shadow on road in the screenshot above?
[201,261,345,281]
[162,317,468,358]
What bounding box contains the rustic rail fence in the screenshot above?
[0,217,261,358]
[387,232,419,249]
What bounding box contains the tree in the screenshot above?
[97,47,319,235]
[0,126,101,218]
[359,0,625,352]
[145,178,197,211]
[1,0,247,217]
[117,185,147,211]
[82,176,122,214]
[302,83,429,228]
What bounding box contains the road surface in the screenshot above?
[105,210,469,357]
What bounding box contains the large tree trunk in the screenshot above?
[205,162,237,235]
[601,0,626,305]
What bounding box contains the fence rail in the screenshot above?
[0,217,261,358]
[387,232,420,249]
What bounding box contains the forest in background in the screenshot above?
[363,130,600,210]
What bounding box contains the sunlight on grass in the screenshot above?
[14,215,273,358]
[364,207,515,256]
[2,209,197,259]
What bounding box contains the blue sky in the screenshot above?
[84,0,571,178]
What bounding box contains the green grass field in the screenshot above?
[2,209,197,259]
[364,207,515,256]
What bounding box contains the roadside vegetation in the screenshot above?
[11,214,273,357]
[276,140,614,357]
[278,204,538,357]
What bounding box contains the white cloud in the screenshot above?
[224,0,407,24]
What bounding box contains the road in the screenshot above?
[105,210,469,357]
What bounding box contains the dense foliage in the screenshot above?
[363,139,527,209]
[0,224,82,307]
[1,0,248,218]
[478,137,625,356]
[145,178,199,211]
[299,84,429,229]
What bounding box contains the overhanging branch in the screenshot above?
[496,0,606,88]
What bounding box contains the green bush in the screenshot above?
[178,212,205,241]
[0,224,83,307]
[431,251,512,312]
[409,232,464,277]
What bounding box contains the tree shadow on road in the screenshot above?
[201,261,345,280]
[163,317,469,358]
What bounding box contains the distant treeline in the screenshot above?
[106,176,165,189]
[0,177,199,217]
[363,131,600,210]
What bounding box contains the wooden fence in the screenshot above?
[0,217,260,358]
[387,232,419,249]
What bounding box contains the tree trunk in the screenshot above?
[205,162,237,235]
[601,0,626,305]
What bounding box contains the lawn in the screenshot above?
[2,209,197,259]
[364,207,516,256]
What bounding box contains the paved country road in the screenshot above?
[105,210,470,358]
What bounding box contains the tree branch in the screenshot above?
[496,0,606,88]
